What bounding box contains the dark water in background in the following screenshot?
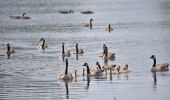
[0,0,170,100]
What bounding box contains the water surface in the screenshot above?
[0,0,170,100]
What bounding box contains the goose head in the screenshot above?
[62,42,65,54]
[7,43,10,48]
[150,55,157,68]
[82,63,90,74]
[22,12,26,17]
[6,43,10,51]
[150,55,156,59]
[90,18,94,22]
[40,38,44,41]
[96,62,102,69]
[82,63,88,67]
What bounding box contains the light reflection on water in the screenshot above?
[0,0,170,100]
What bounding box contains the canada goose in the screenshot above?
[59,10,74,14]
[10,13,31,19]
[5,43,15,59]
[116,66,122,74]
[37,38,48,50]
[22,13,31,19]
[105,24,113,32]
[61,42,71,58]
[83,19,93,29]
[96,62,105,72]
[122,64,132,73]
[102,64,116,71]
[150,55,169,72]
[59,59,73,81]
[81,10,94,14]
[99,44,106,57]
[82,63,104,76]
[100,44,115,60]
[75,43,84,54]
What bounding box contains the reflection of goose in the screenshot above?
[82,63,104,76]
[65,82,69,99]
[85,76,90,90]
[59,10,74,14]
[75,43,84,54]
[150,55,169,72]
[105,24,113,32]
[5,43,15,59]
[83,19,93,29]
[37,38,48,50]
[59,59,73,81]
[81,10,94,14]
[10,13,31,19]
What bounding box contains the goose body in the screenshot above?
[61,42,71,57]
[59,59,73,81]
[5,43,15,58]
[102,64,116,71]
[59,10,74,14]
[83,19,93,29]
[10,13,31,19]
[150,55,169,72]
[105,24,113,32]
[10,16,22,19]
[37,38,48,50]
[81,11,94,14]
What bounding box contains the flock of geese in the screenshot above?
[9,12,113,32]
[4,38,169,84]
[6,12,169,84]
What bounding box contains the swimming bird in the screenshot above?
[105,24,113,32]
[10,13,31,19]
[5,43,15,59]
[22,13,31,19]
[59,10,74,14]
[96,62,105,72]
[59,59,73,81]
[150,55,169,72]
[37,38,48,50]
[83,19,93,29]
[82,63,104,76]
[122,64,132,73]
[75,43,84,54]
[81,10,94,14]
[100,44,115,60]
[61,42,71,58]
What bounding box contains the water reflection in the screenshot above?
[85,76,90,90]
[152,72,157,84]
[76,54,79,60]
[65,82,69,99]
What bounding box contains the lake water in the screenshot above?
[0,0,170,100]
